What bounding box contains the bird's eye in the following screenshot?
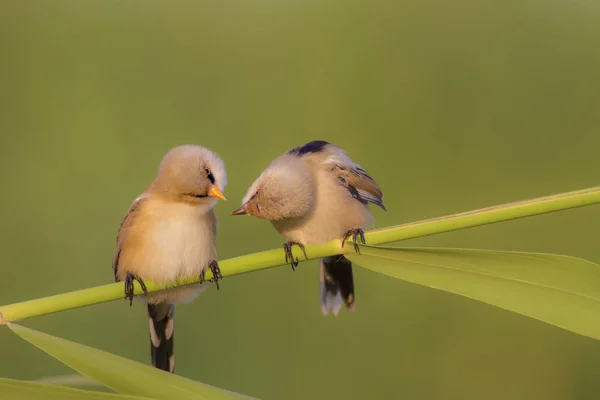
[205,167,215,184]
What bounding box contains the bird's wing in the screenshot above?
[113,195,147,281]
[325,154,386,211]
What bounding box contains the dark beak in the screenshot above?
[230,204,248,216]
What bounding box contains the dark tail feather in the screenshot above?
[320,255,355,316]
[147,303,175,373]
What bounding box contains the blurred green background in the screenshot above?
[1,1,600,399]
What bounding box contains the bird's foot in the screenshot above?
[342,228,366,254]
[124,273,147,306]
[282,241,307,271]
[200,260,223,290]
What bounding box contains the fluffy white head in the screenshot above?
[150,144,227,209]
[236,156,316,220]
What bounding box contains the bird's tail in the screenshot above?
[147,303,175,373]
[320,255,355,316]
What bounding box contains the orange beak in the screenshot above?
[208,185,227,201]
[230,204,248,215]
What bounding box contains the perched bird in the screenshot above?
[231,140,385,315]
[113,144,227,373]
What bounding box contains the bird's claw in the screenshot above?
[342,228,366,254]
[200,260,223,290]
[124,273,147,306]
[283,241,307,271]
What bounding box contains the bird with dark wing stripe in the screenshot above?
[231,140,386,315]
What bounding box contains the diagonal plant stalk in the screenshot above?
[1,186,599,323]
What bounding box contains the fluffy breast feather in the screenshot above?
[115,196,217,287]
[272,167,374,245]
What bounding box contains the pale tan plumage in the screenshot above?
[232,140,385,315]
[115,195,219,304]
[113,144,227,373]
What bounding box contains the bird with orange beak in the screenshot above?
[113,144,227,373]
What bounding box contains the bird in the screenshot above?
[112,144,227,373]
[231,140,385,316]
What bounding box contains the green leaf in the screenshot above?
[7,324,257,400]
[36,373,103,388]
[0,377,153,400]
[1,185,599,323]
[349,246,600,340]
